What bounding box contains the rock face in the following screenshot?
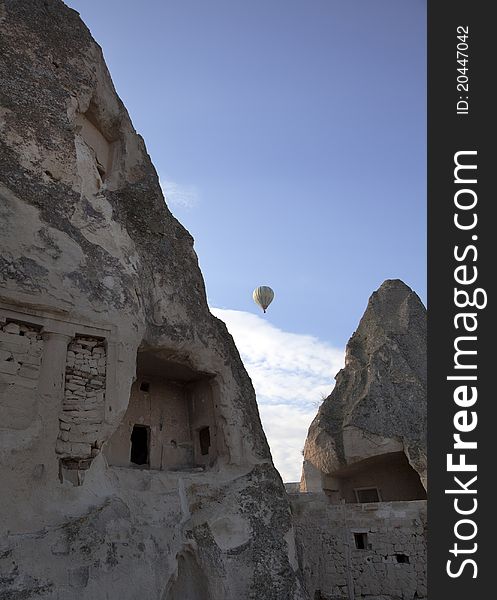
[301,279,427,496]
[294,280,427,600]
[0,1,305,598]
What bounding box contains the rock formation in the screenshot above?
[295,279,427,600]
[0,1,305,598]
[301,279,427,496]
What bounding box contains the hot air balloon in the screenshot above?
[253,286,274,313]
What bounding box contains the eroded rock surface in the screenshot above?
[0,1,306,598]
[301,279,427,493]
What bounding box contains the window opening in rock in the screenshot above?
[396,553,410,564]
[75,111,112,183]
[140,381,150,392]
[130,425,150,466]
[199,427,210,456]
[354,532,368,550]
[355,487,381,503]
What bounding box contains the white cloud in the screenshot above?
[258,403,318,486]
[211,308,344,482]
[160,177,199,209]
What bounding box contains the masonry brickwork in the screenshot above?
[291,494,427,600]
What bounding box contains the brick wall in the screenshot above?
[56,336,107,468]
[0,320,43,430]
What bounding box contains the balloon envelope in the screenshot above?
[253,286,274,313]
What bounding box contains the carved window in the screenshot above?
[75,111,112,181]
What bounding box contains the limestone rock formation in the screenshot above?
[0,1,306,598]
[301,279,427,496]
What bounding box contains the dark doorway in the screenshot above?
[130,425,150,465]
[198,427,210,456]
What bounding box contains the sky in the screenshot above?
[65,0,426,481]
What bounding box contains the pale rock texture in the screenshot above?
[0,1,306,598]
[301,279,427,492]
[296,280,427,600]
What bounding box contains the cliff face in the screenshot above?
[0,1,305,598]
[302,280,427,492]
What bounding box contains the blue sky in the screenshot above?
[66,0,426,480]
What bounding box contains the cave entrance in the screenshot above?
[324,452,427,503]
[105,350,220,471]
[130,425,150,466]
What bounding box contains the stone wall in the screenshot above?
[0,319,43,430]
[56,336,107,473]
[290,494,427,600]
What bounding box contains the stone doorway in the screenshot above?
[130,424,150,466]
